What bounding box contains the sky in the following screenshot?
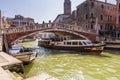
[0,0,116,23]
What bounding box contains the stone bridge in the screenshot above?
[1,23,98,45]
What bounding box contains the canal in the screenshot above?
[22,41,120,80]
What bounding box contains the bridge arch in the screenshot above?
[3,23,97,46]
[11,28,89,44]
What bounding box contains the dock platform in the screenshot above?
[0,52,22,67]
[105,41,120,51]
[0,51,22,80]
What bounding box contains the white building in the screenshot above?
[6,15,35,27]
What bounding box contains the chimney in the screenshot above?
[105,0,107,3]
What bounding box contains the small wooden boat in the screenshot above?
[39,39,104,54]
[9,44,38,64]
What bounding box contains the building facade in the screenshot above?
[77,0,116,35]
[116,0,120,39]
[6,15,35,27]
[116,0,120,27]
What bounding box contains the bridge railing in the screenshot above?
[1,22,97,35]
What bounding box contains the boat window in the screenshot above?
[79,42,82,45]
[87,41,92,45]
[67,42,71,45]
[83,41,87,45]
[72,42,78,45]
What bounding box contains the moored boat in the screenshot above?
[39,39,104,54]
[9,44,38,64]
[104,41,120,51]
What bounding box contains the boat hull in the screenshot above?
[39,43,104,54]
[10,51,38,65]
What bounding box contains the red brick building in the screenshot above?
[77,0,116,34]
[116,0,120,38]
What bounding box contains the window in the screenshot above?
[63,42,66,45]
[110,16,112,21]
[67,42,71,45]
[100,25,103,30]
[86,14,88,19]
[86,25,88,28]
[13,22,19,25]
[87,41,92,45]
[101,4,104,9]
[119,3,120,11]
[91,25,93,29]
[108,15,109,21]
[72,42,78,45]
[91,13,94,18]
[83,42,87,45]
[84,3,88,8]
[119,16,120,23]
[100,15,103,21]
[91,2,94,8]
[79,42,82,45]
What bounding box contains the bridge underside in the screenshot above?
[42,31,85,39]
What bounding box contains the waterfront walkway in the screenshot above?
[0,52,22,67]
[0,51,22,80]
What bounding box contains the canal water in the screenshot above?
[22,41,120,80]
